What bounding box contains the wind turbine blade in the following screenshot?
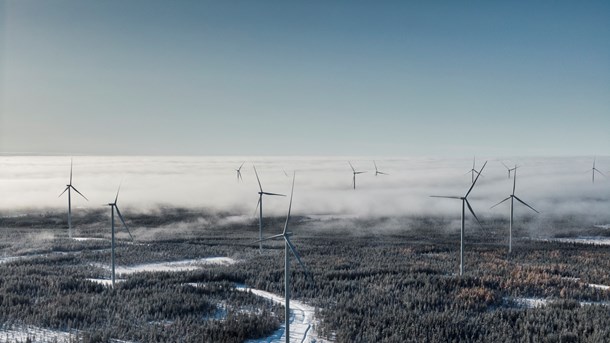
[283,169,289,177]
[378,172,388,175]
[490,197,511,209]
[374,161,378,172]
[283,173,296,235]
[512,168,517,195]
[252,233,284,244]
[253,198,260,217]
[253,165,263,192]
[501,161,509,170]
[58,186,69,197]
[594,169,606,177]
[355,171,366,174]
[285,237,309,275]
[465,199,483,229]
[115,206,134,241]
[514,195,539,214]
[348,161,355,172]
[71,186,89,201]
[114,184,121,204]
[262,192,286,197]
[465,161,487,197]
[239,162,245,170]
[472,156,475,170]
[430,195,461,199]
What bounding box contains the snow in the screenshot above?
[86,278,125,286]
[72,237,107,242]
[0,324,133,343]
[94,257,238,276]
[237,286,333,343]
[544,237,610,245]
[512,297,549,308]
[588,283,610,290]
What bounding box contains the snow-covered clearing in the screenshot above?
[542,237,610,245]
[95,257,238,276]
[588,283,610,290]
[72,237,107,242]
[512,297,549,308]
[0,324,133,343]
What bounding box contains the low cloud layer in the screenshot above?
[1,156,609,224]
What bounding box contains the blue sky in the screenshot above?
[1,1,608,156]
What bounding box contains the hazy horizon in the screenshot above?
[1,156,609,228]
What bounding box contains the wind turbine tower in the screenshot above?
[374,161,388,176]
[58,159,88,238]
[253,165,285,253]
[491,166,539,253]
[255,173,309,343]
[235,162,245,182]
[349,162,366,189]
[431,161,487,276]
[589,157,605,184]
[107,184,134,288]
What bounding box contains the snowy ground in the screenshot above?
[237,286,332,343]
[0,324,133,343]
[512,297,549,308]
[95,257,238,276]
[542,237,610,245]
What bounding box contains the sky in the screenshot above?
[0,1,609,156]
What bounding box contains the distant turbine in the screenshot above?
[255,173,309,343]
[466,156,482,183]
[490,167,539,253]
[500,162,518,179]
[431,161,487,276]
[58,159,88,239]
[107,184,134,288]
[588,157,605,184]
[253,165,285,253]
[235,162,245,182]
[373,161,388,176]
[349,162,366,189]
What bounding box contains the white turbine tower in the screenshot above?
[431,161,487,276]
[107,184,134,288]
[373,161,388,176]
[58,159,88,239]
[349,162,366,189]
[500,161,518,179]
[588,157,605,184]
[491,167,539,253]
[256,173,309,343]
[235,162,245,182]
[466,156,482,183]
[253,165,285,253]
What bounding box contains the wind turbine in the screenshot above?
[373,161,388,176]
[255,173,309,343]
[253,165,285,253]
[588,157,605,184]
[466,156,482,183]
[431,161,487,276]
[500,162,518,179]
[490,167,539,253]
[58,159,88,238]
[107,184,134,288]
[235,162,245,182]
[349,162,366,189]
